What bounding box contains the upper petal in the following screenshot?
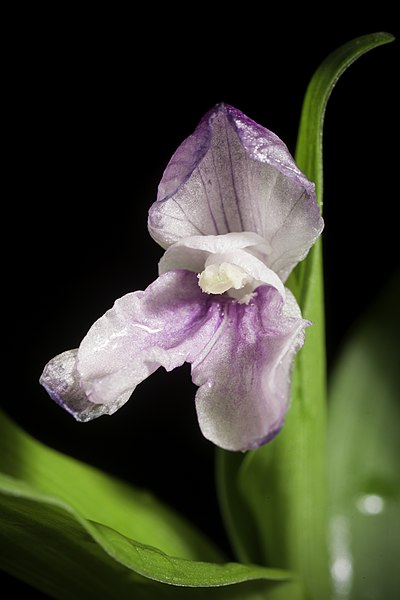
[148,103,323,281]
[192,285,308,451]
[40,271,223,421]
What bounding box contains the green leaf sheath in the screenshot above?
[215,449,262,564]
[216,32,394,600]
[0,409,295,599]
[328,275,400,600]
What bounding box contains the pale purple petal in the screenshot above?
[40,349,127,420]
[192,285,308,451]
[148,103,323,281]
[40,271,223,422]
[41,271,307,449]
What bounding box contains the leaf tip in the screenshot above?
[365,31,396,45]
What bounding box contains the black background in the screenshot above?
[3,10,399,596]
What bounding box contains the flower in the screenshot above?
[40,104,323,451]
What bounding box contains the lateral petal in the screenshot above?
[40,271,222,421]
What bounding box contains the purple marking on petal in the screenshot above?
[39,349,125,421]
[40,271,307,450]
[40,269,306,451]
[192,285,308,451]
[148,104,323,281]
[40,271,224,421]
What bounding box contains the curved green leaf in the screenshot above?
[292,31,394,303]
[295,31,394,204]
[0,411,295,598]
[0,471,292,586]
[216,33,394,600]
[0,474,296,599]
[215,450,261,565]
[0,409,221,563]
[328,274,400,600]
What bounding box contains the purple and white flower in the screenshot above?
[40,104,323,451]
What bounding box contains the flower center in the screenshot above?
[198,262,253,298]
[158,232,286,304]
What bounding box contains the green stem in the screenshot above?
[275,238,328,599]
[218,32,394,600]
[279,33,394,600]
[272,32,394,600]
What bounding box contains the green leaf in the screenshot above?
[295,31,394,204]
[216,32,394,600]
[215,450,262,564]
[328,274,400,600]
[0,411,295,599]
[0,408,222,563]
[0,475,296,600]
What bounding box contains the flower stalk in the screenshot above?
[219,32,394,600]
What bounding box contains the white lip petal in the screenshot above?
[193,284,308,451]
